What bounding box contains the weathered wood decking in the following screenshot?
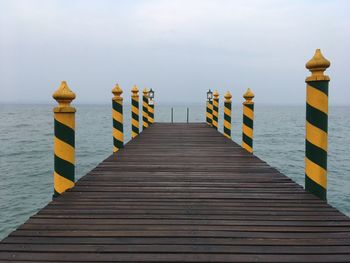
[1,123,350,262]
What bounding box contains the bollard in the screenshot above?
[142,88,149,130]
[112,84,123,152]
[148,88,155,124]
[223,91,232,139]
[171,107,174,123]
[242,88,254,153]
[212,90,219,129]
[52,81,76,197]
[305,49,330,201]
[131,85,139,138]
[206,89,213,126]
[187,107,189,123]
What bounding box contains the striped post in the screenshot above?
[142,88,149,130]
[223,91,232,139]
[206,101,211,126]
[305,49,331,201]
[208,99,213,126]
[148,89,155,124]
[131,85,139,138]
[52,81,76,197]
[212,90,219,129]
[242,88,255,153]
[112,84,123,152]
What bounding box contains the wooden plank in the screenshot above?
[1,123,350,262]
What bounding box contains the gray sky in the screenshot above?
[0,0,349,104]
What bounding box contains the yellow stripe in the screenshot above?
[131,131,138,138]
[132,119,139,127]
[55,114,75,130]
[243,124,253,138]
[54,171,74,194]
[54,137,75,164]
[113,128,123,141]
[132,107,139,115]
[242,142,253,153]
[113,146,118,153]
[306,121,328,151]
[112,109,123,121]
[224,121,231,130]
[307,85,328,114]
[243,106,254,120]
[305,157,327,188]
[224,107,230,116]
[224,133,231,139]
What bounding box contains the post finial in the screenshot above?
[213,90,219,99]
[224,91,232,101]
[52,81,76,108]
[143,88,149,96]
[112,84,123,100]
[243,88,254,103]
[306,49,330,80]
[131,85,139,94]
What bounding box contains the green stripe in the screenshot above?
[132,112,139,121]
[53,190,60,198]
[305,174,327,201]
[112,100,122,112]
[306,103,328,132]
[132,125,139,134]
[242,133,253,147]
[307,80,329,96]
[243,115,253,129]
[245,104,254,110]
[131,98,139,107]
[224,126,230,136]
[54,120,74,147]
[224,113,231,123]
[224,102,231,111]
[113,119,123,132]
[113,137,123,149]
[54,155,74,182]
[305,140,327,170]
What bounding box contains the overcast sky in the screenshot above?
[0,0,349,104]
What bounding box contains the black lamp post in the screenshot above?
[149,89,154,99]
[207,89,213,101]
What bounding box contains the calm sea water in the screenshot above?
[0,104,349,240]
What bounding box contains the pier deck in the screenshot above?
[1,123,350,262]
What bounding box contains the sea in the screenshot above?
[0,104,349,240]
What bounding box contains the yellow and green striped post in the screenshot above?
[242,88,254,153]
[212,90,219,129]
[206,100,211,125]
[305,49,331,201]
[131,85,139,138]
[52,81,76,197]
[112,84,123,152]
[142,88,149,130]
[148,89,155,124]
[223,91,232,139]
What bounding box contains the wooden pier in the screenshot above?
[1,123,350,262]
